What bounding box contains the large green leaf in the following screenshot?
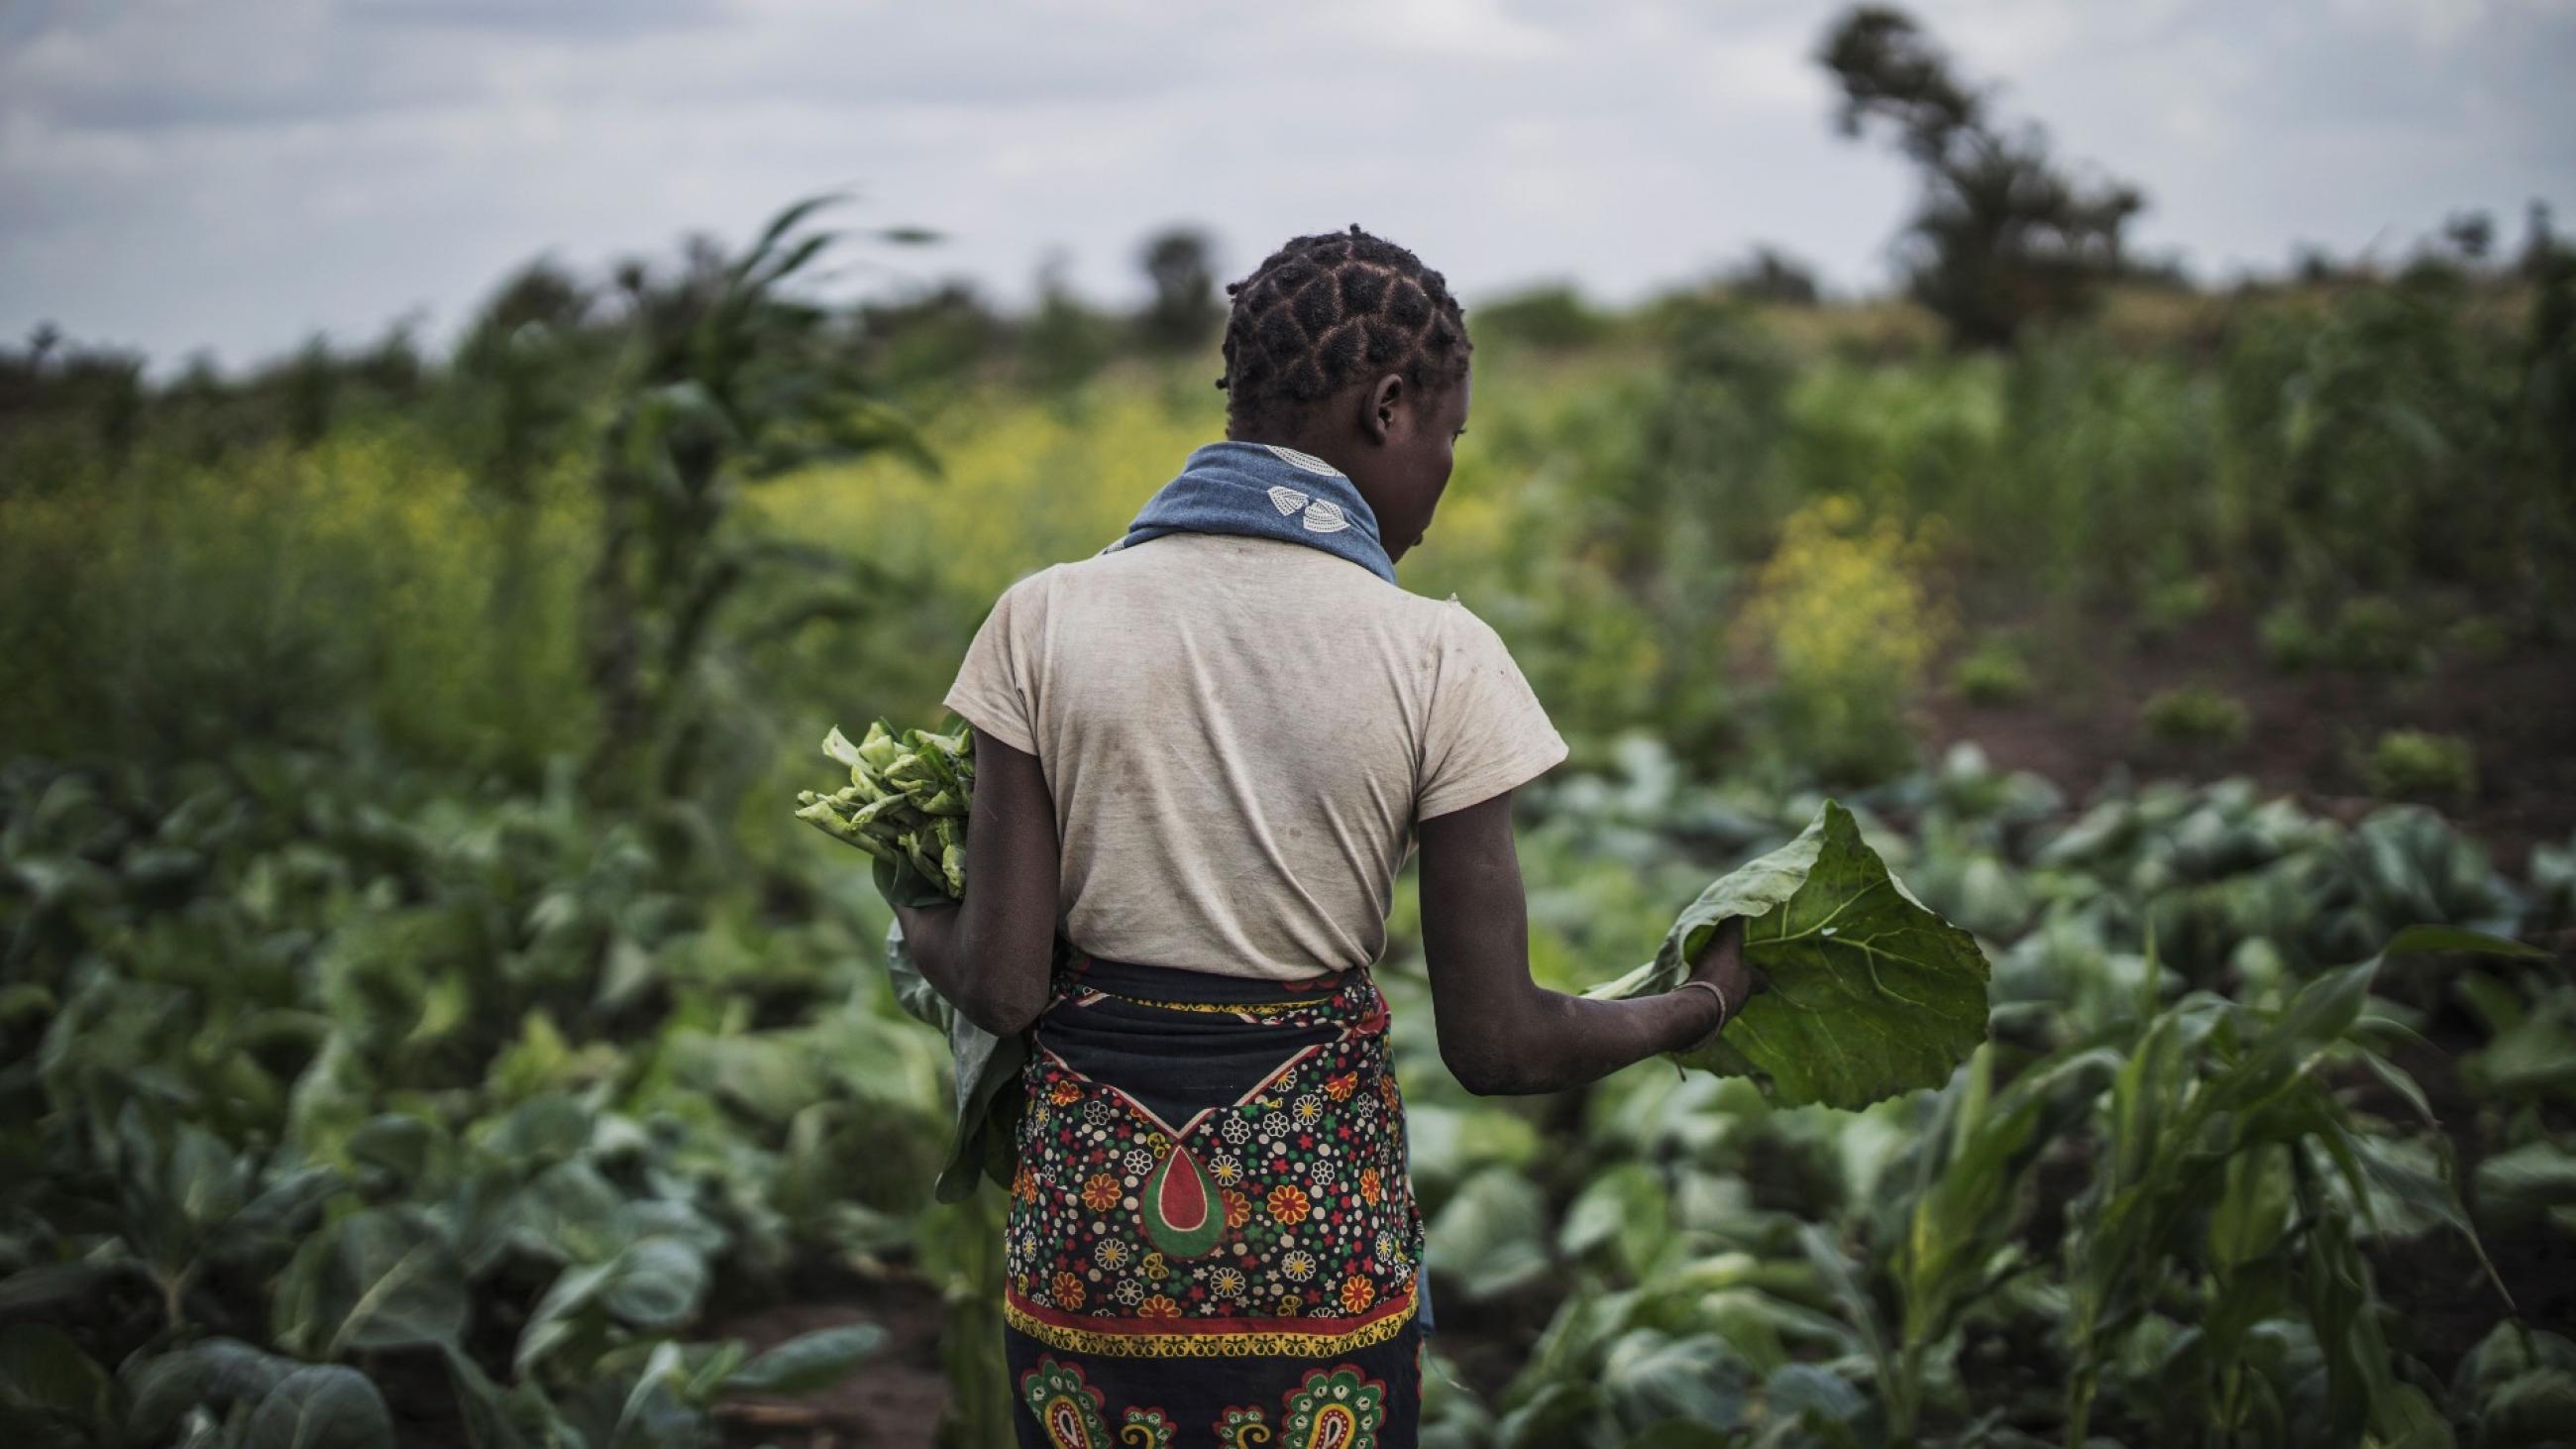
[1598,1329,1751,1434]
[885,919,1036,1205]
[2381,925,2552,960]
[608,1341,696,1449]
[0,1324,114,1425]
[271,1207,469,1359]
[1428,1167,1553,1302]
[123,1336,297,1443]
[1556,1163,1669,1280]
[0,1407,94,1449]
[722,1323,887,1395]
[596,1238,707,1333]
[2450,1321,2576,1449]
[0,1264,136,1321]
[1497,1382,1605,1449]
[1761,1364,1869,1437]
[514,1257,620,1379]
[503,1159,628,1265]
[241,1366,394,1449]
[1585,800,1992,1109]
[513,1236,707,1377]
[437,1345,532,1449]
[2475,1140,2576,1230]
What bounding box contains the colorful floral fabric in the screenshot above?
[1002,954,1423,1445]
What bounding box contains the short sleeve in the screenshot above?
[940,572,1045,756]
[1416,602,1569,821]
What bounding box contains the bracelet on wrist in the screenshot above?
[1673,978,1730,1046]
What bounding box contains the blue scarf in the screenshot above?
[1098,439,1397,584]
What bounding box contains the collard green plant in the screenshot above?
[0,753,898,1449]
[1584,799,1993,1109]
[7,574,2570,1449]
[2450,1321,2576,1449]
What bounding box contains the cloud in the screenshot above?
[1,0,2568,374]
[349,0,736,39]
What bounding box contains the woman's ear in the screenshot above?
[1361,373,1404,444]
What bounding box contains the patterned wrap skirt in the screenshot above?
[1002,952,1425,1448]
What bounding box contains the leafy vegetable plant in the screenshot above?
[795,718,974,905]
[797,717,1043,1203]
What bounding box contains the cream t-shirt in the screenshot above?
[939,530,1569,982]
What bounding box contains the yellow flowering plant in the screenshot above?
[1740,494,1956,782]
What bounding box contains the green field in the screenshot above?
[4,208,2575,1447]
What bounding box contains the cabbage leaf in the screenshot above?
[1583,799,1990,1109]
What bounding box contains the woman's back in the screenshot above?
[941,526,1567,981]
[890,225,1757,1446]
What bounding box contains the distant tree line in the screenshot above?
[8,2,2570,455]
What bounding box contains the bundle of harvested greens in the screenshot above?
[796,715,1042,1201]
[795,718,973,908]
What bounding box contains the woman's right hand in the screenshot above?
[1684,915,1764,1020]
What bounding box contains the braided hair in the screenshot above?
[1216,225,1471,440]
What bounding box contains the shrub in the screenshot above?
[0,427,594,771]
[1474,283,1613,351]
[2136,574,2217,645]
[1743,495,1953,782]
[2141,685,2249,748]
[1950,635,2035,704]
[2259,603,2324,671]
[2326,595,2421,672]
[2442,614,2513,665]
[2364,728,2477,802]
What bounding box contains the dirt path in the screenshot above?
[710,1271,949,1448]
[1919,607,2576,871]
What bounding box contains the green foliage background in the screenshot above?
[3,197,2575,1448]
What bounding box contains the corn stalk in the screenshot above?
[578,194,935,807]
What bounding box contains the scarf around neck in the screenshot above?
[1097,439,1398,584]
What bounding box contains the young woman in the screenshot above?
[892,226,1759,1447]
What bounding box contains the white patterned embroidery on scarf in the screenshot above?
[1263,443,1344,478]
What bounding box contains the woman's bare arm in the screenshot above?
[890,725,1061,1038]
[1416,789,1745,1095]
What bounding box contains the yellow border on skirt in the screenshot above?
[1004,1290,1417,1359]
[1078,988,1316,1017]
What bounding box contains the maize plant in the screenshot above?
[795,717,974,907]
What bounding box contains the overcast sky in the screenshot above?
[4,0,2571,377]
